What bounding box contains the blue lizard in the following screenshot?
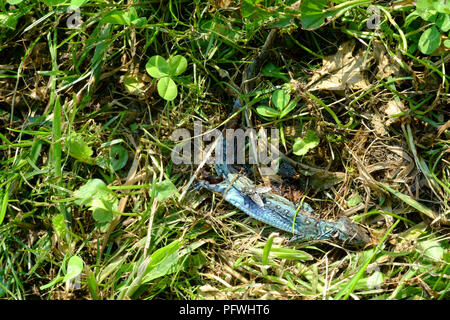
[197,32,370,247]
[198,142,371,247]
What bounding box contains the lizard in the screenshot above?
[196,30,371,248]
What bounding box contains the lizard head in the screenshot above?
[328,217,371,248]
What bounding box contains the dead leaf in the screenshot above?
[384,99,406,126]
[198,284,228,299]
[373,41,401,79]
[307,40,371,92]
[121,73,146,96]
[370,113,388,136]
[310,171,345,191]
[437,120,450,137]
[214,0,232,9]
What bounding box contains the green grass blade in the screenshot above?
[378,182,437,220]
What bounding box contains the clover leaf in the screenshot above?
[145,54,188,101]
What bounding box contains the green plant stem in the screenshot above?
[306,92,353,128]
[334,219,400,300]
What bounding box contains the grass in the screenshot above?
[0,0,449,300]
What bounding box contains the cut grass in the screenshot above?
[0,0,448,300]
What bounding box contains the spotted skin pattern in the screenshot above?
[198,139,371,248]
[198,49,370,247]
